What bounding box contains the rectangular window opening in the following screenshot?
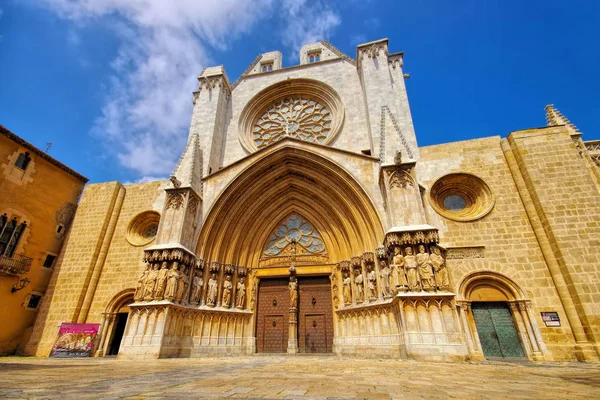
[43,254,57,268]
[26,294,42,310]
[15,152,31,170]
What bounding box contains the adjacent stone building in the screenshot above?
[0,125,87,355]
[26,39,600,361]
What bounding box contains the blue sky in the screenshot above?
[0,0,598,183]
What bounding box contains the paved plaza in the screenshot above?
[1,356,599,399]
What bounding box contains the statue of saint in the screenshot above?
[165,263,180,300]
[250,279,257,311]
[392,246,407,290]
[206,273,218,306]
[354,270,364,302]
[236,277,246,309]
[342,273,352,305]
[416,245,434,291]
[430,246,449,290]
[143,264,159,301]
[289,276,298,308]
[379,260,392,298]
[176,267,189,303]
[154,261,169,300]
[404,247,420,291]
[222,275,233,307]
[134,265,150,301]
[190,271,204,305]
[367,267,377,301]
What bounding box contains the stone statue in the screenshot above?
[206,273,218,307]
[379,260,392,298]
[222,275,233,307]
[404,247,420,291]
[134,265,150,301]
[392,246,407,290]
[342,273,352,305]
[250,278,257,311]
[143,264,159,301]
[176,266,189,303]
[367,267,377,301]
[165,263,180,300]
[289,276,298,309]
[416,245,434,291]
[190,271,204,305]
[154,261,169,300]
[236,277,246,309]
[430,246,449,290]
[354,270,364,302]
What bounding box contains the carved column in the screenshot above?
[518,302,542,356]
[287,276,299,354]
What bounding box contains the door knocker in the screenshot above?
[272,321,277,327]
[312,320,317,327]
[312,297,316,305]
[272,299,277,306]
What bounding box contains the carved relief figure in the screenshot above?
[134,265,150,301]
[379,260,392,298]
[236,277,246,309]
[190,272,204,304]
[154,262,169,300]
[250,278,258,311]
[176,266,189,303]
[354,270,364,302]
[206,273,218,307]
[392,246,407,290]
[416,245,435,291]
[222,275,233,307]
[165,263,180,300]
[289,276,298,309]
[342,273,352,305]
[367,267,377,301]
[143,264,159,301]
[430,246,449,290]
[404,247,420,291]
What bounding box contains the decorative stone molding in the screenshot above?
[126,211,160,247]
[238,79,345,153]
[166,191,185,210]
[385,227,440,249]
[357,41,388,59]
[445,246,485,260]
[388,53,404,69]
[428,173,495,222]
[388,168,414,189]
[380,105,415,160]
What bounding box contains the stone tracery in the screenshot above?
[253,97,332,148]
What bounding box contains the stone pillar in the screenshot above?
[95,313,114,357]
[287,276,299,354]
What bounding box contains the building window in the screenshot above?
[308,52,321,63]
[0,217,27,257]
[261,62,273,72]
[56,224,64,234]
[43,254,57,269]
[15,152,31,170]
[26,293,43,310]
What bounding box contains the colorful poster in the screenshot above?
[49,323,100,358]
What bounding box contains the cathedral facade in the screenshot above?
[26,39,600,361]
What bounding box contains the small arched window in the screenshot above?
[15,152,31,170]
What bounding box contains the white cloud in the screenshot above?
[36,0,341,180]
[281,0,341,55]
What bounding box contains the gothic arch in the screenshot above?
[457,270,527,302]
[197,143,384,267]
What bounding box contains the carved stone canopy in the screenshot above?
[384,225,439,251]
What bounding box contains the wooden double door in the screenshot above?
[256,276,333,353]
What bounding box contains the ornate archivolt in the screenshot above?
[238,79,345,153]
[197,146,383,267]
[428,173,495,222]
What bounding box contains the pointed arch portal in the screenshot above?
[197,143,384,271]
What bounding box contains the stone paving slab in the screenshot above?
[0,356,599,399]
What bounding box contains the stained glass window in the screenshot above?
[263,213,327,257]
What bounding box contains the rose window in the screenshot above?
[253,97,332,148]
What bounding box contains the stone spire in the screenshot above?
[545,104,580,135]
[169,133,202,195]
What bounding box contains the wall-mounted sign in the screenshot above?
[541,312,561,327]
[49,323,100,358]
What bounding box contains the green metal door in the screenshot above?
[472,302,525,359]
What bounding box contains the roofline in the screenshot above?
[0,124,89,183]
